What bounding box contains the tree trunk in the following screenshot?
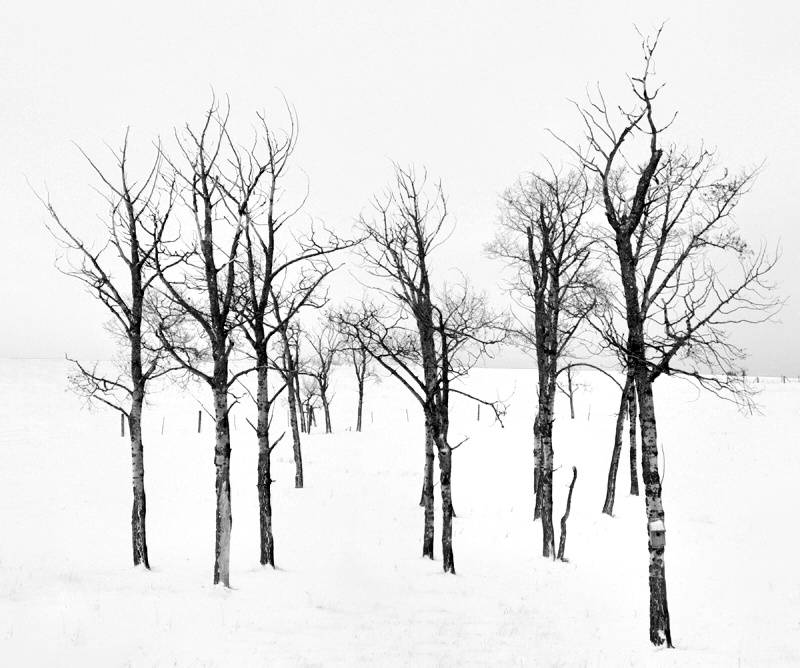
[539,415,555,558]
[255,364,274,567]
[284,365,303,488]
[533,412,543,521]
[320,388,332,434]
[294,364,306,435]
[356,380,364,432]
[212,386,233,587]
[636,375,673,647]
[129,390,149,569]
[628,379,640,496]
[557,466,577,561]
[437,433,455,574]
[420,418,435,559]
[612,142,672,647]
[297,398,307,433]
[602,374,632,516]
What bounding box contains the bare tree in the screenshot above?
[487,168,597,558]
[305,321,341,434]
[334,322,379,433]
[216,102,352,565]
[153,101,249,588]
[559,29,781,646]
[37,133,174,570]
[557,365,577,419]
[336,165,506,573]
[299,375,320,433]
[274,316,306,480]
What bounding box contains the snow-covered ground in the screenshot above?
[0,358,798,666]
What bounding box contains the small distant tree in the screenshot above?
[556,365,588,420]
[336,326,378,432]
[488,167,597,558]
[305,322,341,434]
[337,165,506,573]
[299,376,320,433]
[37,133,174,570]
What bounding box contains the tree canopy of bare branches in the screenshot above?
[37,131,176,570]
[555,27,781,646]
[335,164,507,574]
[153,100,251,587]
[305,321,341,434]
[488,166,597,558]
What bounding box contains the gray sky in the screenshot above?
[2,1,797,375]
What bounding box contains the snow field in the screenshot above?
[0,359,798,665]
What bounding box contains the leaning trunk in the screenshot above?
[255,363,274,567]
[557,466,577,561]
[212,385,233,587]
[129,389,149,569]
[284,360,303,488]
[602,374,632,516]
[294,364,306,434]
[628,379,640,496]
[636,374,672,647]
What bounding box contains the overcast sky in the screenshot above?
[2,1,797,375]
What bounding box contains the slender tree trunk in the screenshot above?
[294,364,306,434]
[420,418,435,559]
[636,374,672,647]
[283,356,303,488]
[437,431,455,574]
[129,389,149,569]
[297,397,307,433]
[356,380,364,432]
[212,385,233,587]
[557,466,577,561]
[567,367,575,419]
[628,379,640,496]
[320,388,332,433]
[602,374,632,516]
[255,363,274,567]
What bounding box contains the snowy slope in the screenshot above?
[0,359,798,666]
